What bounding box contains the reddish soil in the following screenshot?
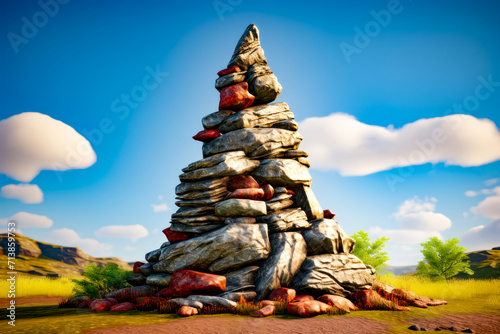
[0,296,64,307]
[85,317,388,334]
[411,313,500,334]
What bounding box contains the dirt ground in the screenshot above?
[0,296,64,307]
[84,316,389,334]
[411,313,500,333]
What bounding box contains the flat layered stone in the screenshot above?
[215,71,246,91]
[283,150,309,158]
[202,110,234,130]
[146,273,172,287]
[171,215,225,225]
[251,159,312,187]
[126,274,147,286]
[166,298,203,309]
[257,208,310,233]
[175,177,229,195]
[180,151,260,182]
[203,128,302,159]
[155,223,270,273]
[274,187,288,195]
[139,262,155,276]
[302,219,355,255]
[218,102,293,133]
[224,217,257,224]
[215,199,267,217]
[171,206,214,218]
[246,64,282,105]
[145,248,161,262]
[266,198,294,213]
[296,157,310,167]
[255,232,307,300]
[224,265,260,291]
[175,194,226,207]
[186,295,237,308]
[227,24,267,71]
[170,222,223,234]
[266,193,292,203]
[176,186,228,200]
[293,186,323,220]
[291,254,376,297]
[271,119,299,131]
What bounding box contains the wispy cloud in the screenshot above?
[299,113,500,176]
[1,184,43,203]
[95,224,148,242]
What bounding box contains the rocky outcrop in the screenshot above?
[255,232,307,300]
[291,254,375,297]
[154,223,270,273]
[302,219,356,255]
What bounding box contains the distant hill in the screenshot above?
[382,265,417,276]
[455,247,500,279]
[0,233,132,278]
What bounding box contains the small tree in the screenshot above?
[417,237,473,280]
[351,230,390,272]
[72,263,131,298]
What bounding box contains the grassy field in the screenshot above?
[0,275,75,298]
[1,275,499,333]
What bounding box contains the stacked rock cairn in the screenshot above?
[130,24,376,306]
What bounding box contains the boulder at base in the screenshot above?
[157,269,226,298]
[178,305,199,317]
[286,300,332,317]
[110,302,135,312]
[291,254,375,297]
[154,223,270,273]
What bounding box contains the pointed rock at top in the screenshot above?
[228,24,267,71]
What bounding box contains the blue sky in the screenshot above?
[1,0,499,266]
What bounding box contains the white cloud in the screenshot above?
[371,197,451,245]
[0,212,53,229]
[94,224,148,242]
[471,194,500,220]
[299,113,500,176]
[45,228,112,255]
[151,203,169,212]
[465,186,500,197]
[461,220,500,251]
[1,184,43,203]
[0,112,96,182]
[484,178,499,186]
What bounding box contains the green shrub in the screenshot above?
[71,263,131,298]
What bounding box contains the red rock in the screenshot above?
[323,209,335,219]
[133,262,145,274]
[135,297,160,311]
[318,294,358,312]
[90,299,115,312]
[287,190,295,196]
[290,295,314,303]
[110,302,135,312]
[287,300,332,317]
[219,82,255,111]
[261,184,274,201]
[258,300,278,307]
[157,269,226,298]
[162,227,194,244]
[348,290,409,311]
[178,305,199,316]
[217,65,241,77]
[224,188,264,200]
[251,304,275,317]
[227,175,260,191]
[193,129,221,142]
[269,288,296,303]
[105,298,119,306]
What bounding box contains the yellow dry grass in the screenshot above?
[0,275,75,298]
[380,274,500,307]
